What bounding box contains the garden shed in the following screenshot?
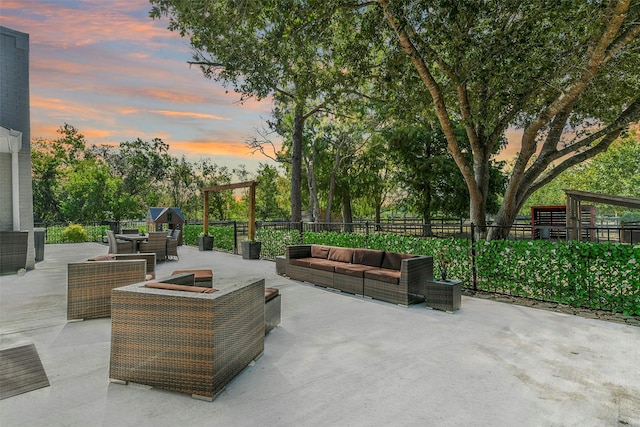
[146,207,184,245]
[531,205,595,240]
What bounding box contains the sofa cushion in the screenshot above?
[311,245,331,259]
[145,282,217,293]
[290,257,314,268]
[353,249,384,267]
[307,258,344,272]
[328,247,354,263]
[381,252,415,271]
[335,263,377,278]
[364,268,401,284]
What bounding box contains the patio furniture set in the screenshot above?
[106,230,180,261]
[65,252,281,401]
[62,242,453,402]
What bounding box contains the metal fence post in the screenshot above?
[300,220,304,244]
[233,220,238,254]
[471,222,477,291]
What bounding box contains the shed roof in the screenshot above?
[147,207,185,222]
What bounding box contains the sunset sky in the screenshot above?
[2,0,278,172]
[2,0,524,174]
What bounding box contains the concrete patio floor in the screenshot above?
[1,243,638,427]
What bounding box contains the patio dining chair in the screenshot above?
[139,232,167,261]
[106,230,134,254]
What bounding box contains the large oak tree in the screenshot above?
[367,0,640,237]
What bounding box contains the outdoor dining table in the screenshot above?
[115,234,148,252]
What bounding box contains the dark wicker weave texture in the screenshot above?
[67,260,147,320]
[363,256,433,306]
[333,273,364,295]
[112,253,156,277]
[0,231,28,274]
[424,279,462,312]
[109,278,265,400]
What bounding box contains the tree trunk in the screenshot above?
[290,105,304,222]
[304,155,321,223]
[325,149,342,223]
[470,154,491,240]
[342,192,353,232]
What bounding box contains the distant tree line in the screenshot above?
[31,124,288,224]
[31,122,638,227]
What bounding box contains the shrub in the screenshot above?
[61,224,88,243]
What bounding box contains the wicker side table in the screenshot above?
[424,279,461,312]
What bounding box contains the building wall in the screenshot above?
[1,26,35,269]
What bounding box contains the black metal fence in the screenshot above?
[255,220,639,244]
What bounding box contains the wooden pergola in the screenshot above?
[203,181,258,240]
[565,190,640,240]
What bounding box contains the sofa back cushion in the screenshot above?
[381,252,415,271]
[311,245,331,259]
[328,247,354,263]
[353,249,384,268]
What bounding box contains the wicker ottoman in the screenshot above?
[109,278,265,400]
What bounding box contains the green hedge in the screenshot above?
[182,224,234,251]
[475,240,640,315]
[256,228,303,259]
[181,224,235,252]
[259,230,639,316]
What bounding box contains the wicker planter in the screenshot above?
[198,235,214,251]
[241,241,262,260]
[425,279,462,312]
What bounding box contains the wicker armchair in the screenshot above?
[106,230,134,254]
[167,230,180,260]
[88,253,157,280]
[109,278,265,400]
[138,232,167,262]
[67,259,147,320]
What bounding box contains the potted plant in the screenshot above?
[425,246,462,312]
[198,232,214,251]
[241,239,262,260]
[436,249,452,281]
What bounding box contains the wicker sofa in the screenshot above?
[283,244,433,306]
[109,276,265,401]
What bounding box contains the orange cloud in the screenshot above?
[173,140,254,157]
[150,110,230,121]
